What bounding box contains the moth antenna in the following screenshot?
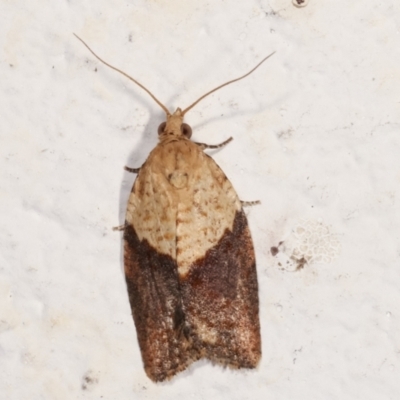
[182,51,276,116]
[73,33,170,116]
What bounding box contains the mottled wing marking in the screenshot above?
[176,154,261,367]
[175,150,241,277]
[126,139,241,276]
[124,224,199,381]
[125,153,177,259]
[181,209,261,368]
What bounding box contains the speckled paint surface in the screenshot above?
[1,0,400,398]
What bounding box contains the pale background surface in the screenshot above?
[2,0,400,398]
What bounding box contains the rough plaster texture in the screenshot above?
[2,0,400,398]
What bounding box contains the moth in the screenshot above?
[74,34,274,382]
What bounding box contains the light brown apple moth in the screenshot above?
[74,34,274,382]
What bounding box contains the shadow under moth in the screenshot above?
[75,34,274,382]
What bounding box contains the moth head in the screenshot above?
[73,34,275,141]
[157,108,192,140]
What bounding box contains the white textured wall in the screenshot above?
[2,0,400,398]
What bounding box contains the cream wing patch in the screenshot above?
[125,138,241,276]
[175,151,241,276]
[125,149,178,260]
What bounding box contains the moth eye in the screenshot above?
[158,122,167,135]
[181,123,192,139]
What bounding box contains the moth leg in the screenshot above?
[124,166,140,173]
[241,200,261,207]
[113,223,127,231]
[195,136,233,150]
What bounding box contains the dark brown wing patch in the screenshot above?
[181,209,261,368]
[124,224,199,382]
[124,208,260,381]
